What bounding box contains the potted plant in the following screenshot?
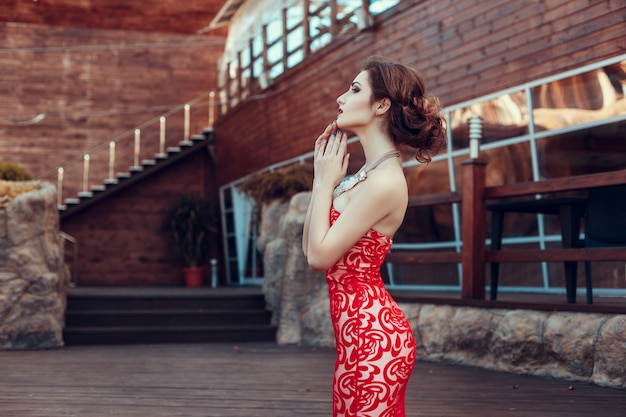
[162,192,218,287]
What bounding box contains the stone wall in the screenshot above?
[258,198,333,347]
[260,192,626,389]
[0,181,69,350]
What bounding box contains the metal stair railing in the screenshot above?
[36,91,217,211]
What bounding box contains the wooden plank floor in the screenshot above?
[0,342,624,417]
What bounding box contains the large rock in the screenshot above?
[258,192,331,346]
[542,312,604,379]
[491,310,551,373]
[0,181,69,350]
[593,315,626,388]
[258,199,290,326]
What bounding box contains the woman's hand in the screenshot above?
[313,121,349,191]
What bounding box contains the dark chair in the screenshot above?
[584,184,626,304]
[487,197,586,303]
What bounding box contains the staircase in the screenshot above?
[59,128,215,220]
[63,287,277,345]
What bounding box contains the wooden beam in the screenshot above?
[386,251,461,264]
[408,191,461,207]
[484,169,626,200]
[486,247,626,263]
[461,158,487,300]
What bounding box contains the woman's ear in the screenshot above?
[375,98,391,116]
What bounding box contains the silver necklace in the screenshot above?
[333,150,400,198]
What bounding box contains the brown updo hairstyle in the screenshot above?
[362,56,447,163]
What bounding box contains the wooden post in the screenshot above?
[303,0,311,57]
[225,62,232,112]
[461,157,487,299]
[236,51,243,101]
[330,0,338,35]
[281,8,288,71]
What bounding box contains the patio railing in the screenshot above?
[387,155,626,304]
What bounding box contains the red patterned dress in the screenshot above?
[326,207,416,417]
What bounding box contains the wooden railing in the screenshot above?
[387,159,626,301]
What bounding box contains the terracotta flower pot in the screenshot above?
[184,267,204,287]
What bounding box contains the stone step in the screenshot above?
[66,291,267,311]
[65,308,272,327]
[63,324,277,345]
[63,287,275,346]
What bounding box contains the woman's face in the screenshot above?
[336,70,377,130]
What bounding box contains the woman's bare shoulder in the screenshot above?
[365,167,408,200]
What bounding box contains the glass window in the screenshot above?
[287,50,304,69]
[287,26,304,53]
[450,143,534,192]
[310,10,332,52]
[400,160,454,244]
[532,62,626,133]
[388,262,460,287]
[269,61,285,79]
[267,40,283,75]
[370,0,401,15]
[266,18,282,44]
[219,0,403,102]
[337,0,361,24]
[311,33,332,51]
[536,120,626,180]
[449,90,529,148]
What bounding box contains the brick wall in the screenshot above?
[214,0,626,185]
[60,150,221,286]
[0,22,223,186]
[0,22,224,286]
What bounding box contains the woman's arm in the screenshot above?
[306,126,401,270]
[302,122,340,257]
[303,122,347,269]
[304,123,404,271]
[305,173,401,270]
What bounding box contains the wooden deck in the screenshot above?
[0,342,624,417]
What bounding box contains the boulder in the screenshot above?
[0,181,69,350]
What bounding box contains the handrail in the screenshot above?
[36,94,210,180]
[486,247,626,263]
[484,169,626,199]
[59,231,78,286]
[35,91,216,208]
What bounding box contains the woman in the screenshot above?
[302,56,446,417]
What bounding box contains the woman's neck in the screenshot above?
[354,125,397,165]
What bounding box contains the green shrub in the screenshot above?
[238,163,313,206]
[0,162,32,181]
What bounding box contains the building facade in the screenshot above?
[213,0,626,296]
